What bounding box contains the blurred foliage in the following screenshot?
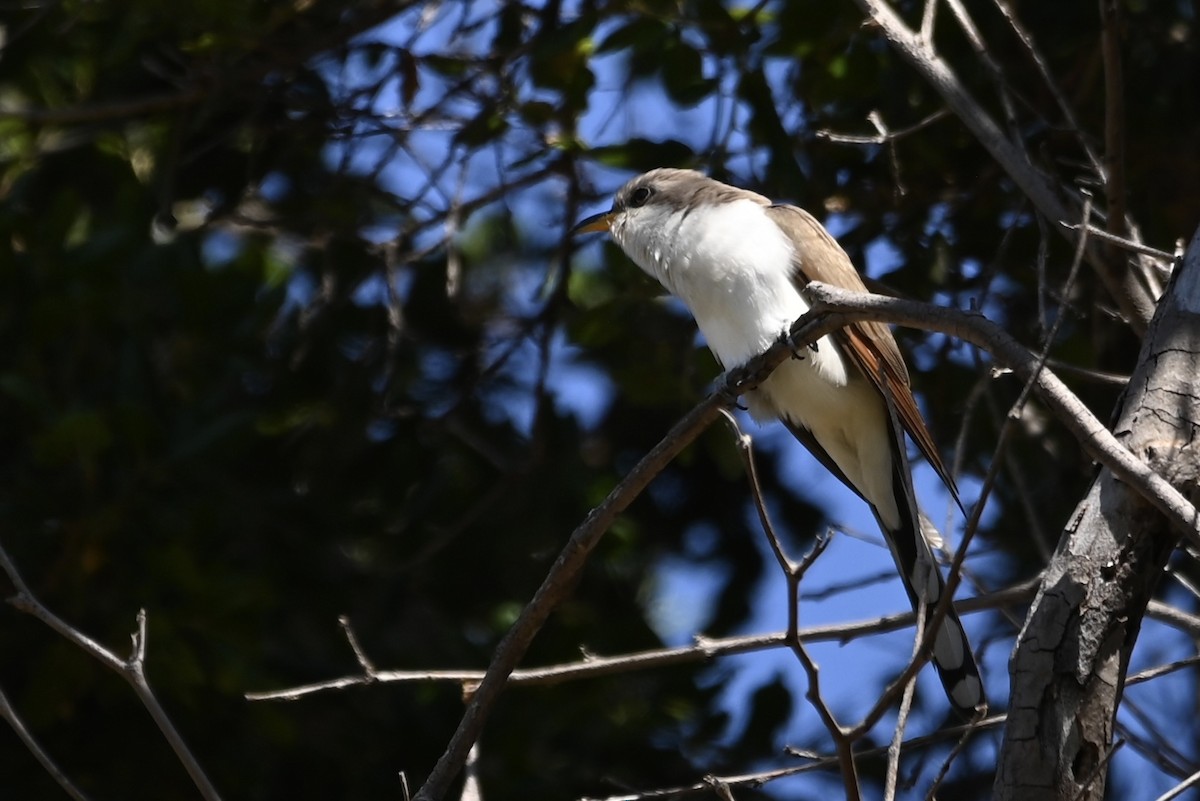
[0,0,1196,799]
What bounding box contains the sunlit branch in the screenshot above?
[796,284,1200,543]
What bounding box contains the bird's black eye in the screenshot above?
[629,186,653,208]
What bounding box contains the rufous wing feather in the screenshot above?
[763,204,963,511]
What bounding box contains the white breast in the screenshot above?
[615,198,850,390]
[612,198,898,524]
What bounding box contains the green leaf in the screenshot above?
[661,39,713,107]
[596,17,668,53]
[588,138,696,171]
[33,410,112,466]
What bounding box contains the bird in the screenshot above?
[572,167,985,716]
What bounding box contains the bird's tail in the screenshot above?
[877,430,986,717]
[865,376,985,717]
[881,506,986,716]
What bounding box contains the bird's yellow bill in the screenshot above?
[571,210,613,234]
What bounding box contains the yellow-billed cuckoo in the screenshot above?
[573,168,985,716]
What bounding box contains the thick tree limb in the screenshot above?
[993,228,1200,800]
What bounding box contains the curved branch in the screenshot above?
[794,283,1199,542]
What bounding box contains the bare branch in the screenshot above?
[0,546,224,801]
[884,599,923,801]
[816,108,949,145]
[339,616,379,678]
[794,283,1199,542]
[579,715,1009,801]
[411,375,740,801]
[1061,222,1176,263]
[721,410,859,797]
[988,0,1106,179]
[850,0,1158,332]
[1099,0,1128,241]
[1153,767,1200,801]
[0,683,92,801]
[1012,196,1091,416]
[247,583,1035,702]
[257,585,1022,700]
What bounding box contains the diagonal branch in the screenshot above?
[794,283,1199,543]
[416,271,1197,800]
[850,0,1158,333]
[411,375,742,801]
[0,683,91,801]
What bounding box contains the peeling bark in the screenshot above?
[995,227,1200,800]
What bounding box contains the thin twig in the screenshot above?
[0,545,223,801]
[579,714,1009,801]
[884,599,924,801]
[1041,357,1129,387]
[988,0,1106,180]
[717,411,860,800]
[247,582,1035,702]
[339,616,379,677]
[924,718,984,800]
[1153,766,1200,801]
[0,683,91,801]
[1060,222,1175,262]
[1012,196,1092,416]
[815,109,948,145]
[1099,0,1128,241]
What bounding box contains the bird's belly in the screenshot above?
[750,349,866,432]
[750,350,897,526]
[691,291,866,438]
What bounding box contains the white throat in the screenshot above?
[613,198,810,368]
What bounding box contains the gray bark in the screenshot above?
[995,227,1200,801]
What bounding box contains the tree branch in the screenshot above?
[415,266,1197,800]
[411,374,742,801]
[851,0,1158,332]
[795,284,1199,543]
[0,545,223,801]
[247,582,1036,702]
[0,683,91,801]
[995,226,1200,799]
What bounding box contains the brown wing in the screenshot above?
[763,204,963,510]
